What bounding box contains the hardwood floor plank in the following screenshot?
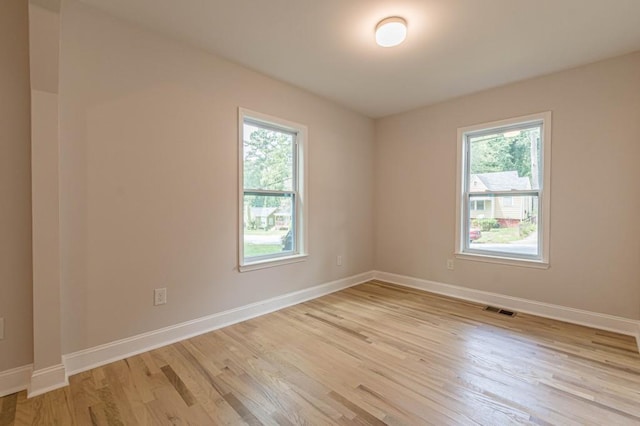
[94,385,124,426]
[12,391,34,426]
[327,391,386,426]
[103,361,148,425]
[168,343,246,424]
[160,365,196,407]
[145,385,212,426]
[122,356,156,404]
[0,392,17,426]
[68,372,99,425]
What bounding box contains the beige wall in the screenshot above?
[0,0,34,371]
[375,52,640,320]
[29,1,64,373]
[31,89,63,370]
[59,3,375,353]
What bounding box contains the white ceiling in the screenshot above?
[79,0,640,118]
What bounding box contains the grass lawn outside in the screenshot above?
[476,227,533,244]
[244,243,282,257]
[243,228,289,257]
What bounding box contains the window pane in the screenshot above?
[243,123,294,191]
[468,194,539,257]
[243,194,294,259]
[468,125,541,191]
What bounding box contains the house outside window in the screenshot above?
[239,108,308,271]
[456,112,551,266]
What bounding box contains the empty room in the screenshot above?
[2,0,640,424]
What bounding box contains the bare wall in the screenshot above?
[59,3,375,353]
[0,0,34,371]
[375,52,640,320]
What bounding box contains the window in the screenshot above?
[456,112,551,266]
[239,108,307,271]
[471,200,486,210]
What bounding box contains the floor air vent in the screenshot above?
[484,306,517,317]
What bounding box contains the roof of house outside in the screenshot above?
[249,207,278,217]
[474,171,531,191]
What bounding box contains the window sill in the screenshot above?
[239,254,308,272]
[455,252,549,269]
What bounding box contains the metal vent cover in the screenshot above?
[484,306,517,317]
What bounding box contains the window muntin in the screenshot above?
[239,110,307,269]
[457,112,550,265]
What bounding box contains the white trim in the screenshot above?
[64,271,374,376]
[455,252,549,269]
[0,364,32,397]
[373,271,640,341]
[27,364,67,398]
[239,254,308,272]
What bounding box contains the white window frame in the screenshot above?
[238,108,308,272]
[455,111,551,268]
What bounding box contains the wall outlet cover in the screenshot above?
[154,288,167,306]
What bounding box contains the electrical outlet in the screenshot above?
[337,255,343,266]
[154,288,167,306]
[446,259,454,270]
[0,317,4,340]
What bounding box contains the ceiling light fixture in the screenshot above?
[375,17,407,47]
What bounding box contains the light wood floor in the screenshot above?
[2,280,640,425]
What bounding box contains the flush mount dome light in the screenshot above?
[375,17,407,47]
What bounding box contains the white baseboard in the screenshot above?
[0,364,32,397]
[373,271,640,345]
[27,364,68,398]
[64,271,374,377]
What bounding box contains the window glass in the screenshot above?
[243,123,294,192]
